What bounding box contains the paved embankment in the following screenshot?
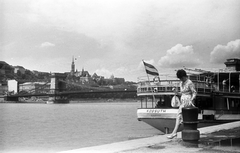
[59,121,240,153]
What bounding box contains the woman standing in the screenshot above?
[167,69,197,139]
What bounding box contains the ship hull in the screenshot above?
[137,108,240,134]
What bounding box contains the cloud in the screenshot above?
[95,66,130,79]
[158,44,200,68]
[28,0,146,41]
[40,42,55,48]
[95,68,112,78]
[210,39,240,64]
[114,67,128,75]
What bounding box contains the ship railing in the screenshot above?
[137,79,217,94]
[137,79,180,93]
[192,80,215,93]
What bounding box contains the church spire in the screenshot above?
[71,56,75,75]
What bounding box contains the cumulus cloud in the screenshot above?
[210,39,240,64]
[40,42,55,48]
[158,44,200,68]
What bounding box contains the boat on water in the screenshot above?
[137,58,240,134]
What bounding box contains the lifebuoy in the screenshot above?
[153,76,160,83]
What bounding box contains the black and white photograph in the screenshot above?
[1,0,240,153]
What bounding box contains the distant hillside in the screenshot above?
[0,61,49,84]
[0,61,137,89]
[0,61,14,82]
[0,61,13,74]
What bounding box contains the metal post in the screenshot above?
[152,96,154,108]
[229,73,231,92]
[146,97,147,108]
[217,72,219,91]
[239,74,240,93]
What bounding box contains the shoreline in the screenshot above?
[0,98,138,104]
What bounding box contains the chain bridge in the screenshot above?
[5,73,136,103]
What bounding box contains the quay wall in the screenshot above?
[1,90,138,103]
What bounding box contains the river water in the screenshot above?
[0,101,161,153]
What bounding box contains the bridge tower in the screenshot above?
[48,73,69,103]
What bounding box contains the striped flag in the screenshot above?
[143,61,159,76]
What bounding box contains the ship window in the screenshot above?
[228,98,240,111]
[167,87,171,91]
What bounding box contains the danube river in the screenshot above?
[0,101,161,153]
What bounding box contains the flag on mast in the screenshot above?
[143,61,159,76]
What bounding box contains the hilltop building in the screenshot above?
[66,57,94,85]
[66,57,125,85]
[13,66,26,74]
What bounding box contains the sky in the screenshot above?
[1,0,240,82]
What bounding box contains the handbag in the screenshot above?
[171,95,180,107]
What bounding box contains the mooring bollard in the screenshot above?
[182,106,200,142]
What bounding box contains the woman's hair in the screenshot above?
[176,69,187,79]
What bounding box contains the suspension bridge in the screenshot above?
[5,73,136,103]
